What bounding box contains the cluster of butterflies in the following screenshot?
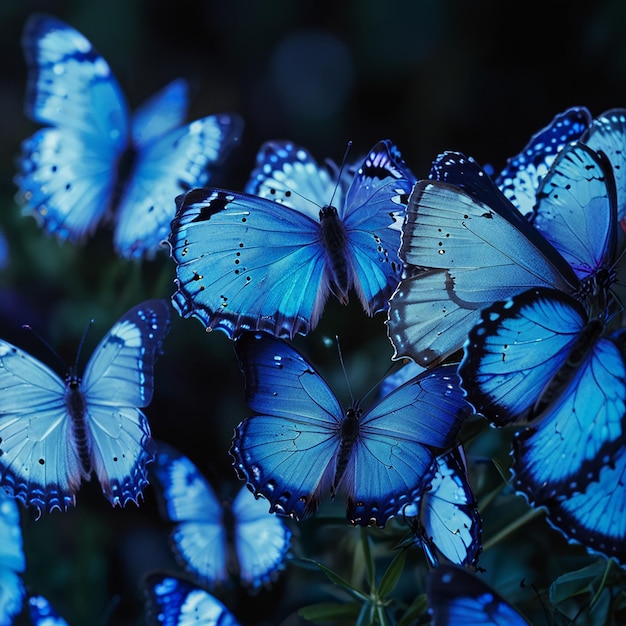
[4,9,626,626]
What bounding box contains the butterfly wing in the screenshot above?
[532,142,617,282]
[0,495,24,626]
[28,595,69,626]
[230,332,344,520]
[169,188,330,339]
[387,165,576,366]
[231,486,291,588]
[152,444,229,587]
[80,299,170,507]
[245,140,341,220]
[495,107,591,217]
[410,447,482,567]
[427,565,530,626]
[341,140,416,316]
[145,575,240,626]
[16,14,129,241]
[115,112,244,259]
[345,364,471,526]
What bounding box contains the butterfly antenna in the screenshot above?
[73,318,95,374]
[328,140,353,209]
[335,335,355,407]
[21,324,68,373]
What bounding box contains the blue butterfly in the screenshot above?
[494,107,591,217]
[0,494,25,626]
[152,443,291,589]
[427,565,530,626]
[381,364,482,567]
[230,332,472,526]
[168,139,415,339]
[28,595,69,626]
[0,299,170,513]
[144,574,240,626]
[15,14,243,259]
[387,141,615,367]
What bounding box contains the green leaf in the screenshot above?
[377,549,407,598]
[361,526,375,587]
[396,592,429,626]
[306,559,368,601]
[550,559,612,604]
[298,601,362,622]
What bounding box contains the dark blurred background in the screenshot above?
[1,1,626,624]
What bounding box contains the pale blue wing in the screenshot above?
[28,595,69,626]
[532,142,617,282]
[346,364,471,525]
[231,332,343,520]
[81,300,170,508]
[495,107,591,217]
[427,565,530,626]
[145,575,240,626]
[583,108,626,222]
[115,113,244,259]
[0,495,24,626]
[540,445,626,565]
[0,339,81,512]
[387,169,577,366]
[513,327,626,500]
[245,140,342,221]
[131,79,189,147]
[16,14,129,241]
[407,447,482,568]
[169,189,329,339]
[459,288,586,425]
[152,444,228,587]
[341,140,416,316]
[231,486,291,588]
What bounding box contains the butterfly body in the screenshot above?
[169,140,415,338]
[0,300,170,513]
[16,14,243,258]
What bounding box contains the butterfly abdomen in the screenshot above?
[65,379,92,478]
[319,205,351,304]
[332,407,360,497]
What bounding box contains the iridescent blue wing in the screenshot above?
[405,447,482,568]
[28,595,69,626]
[494,107,591,217]
[539,445,626,564]
[230,332,344,520]
[387,155,578,366]
[532,142,617,282]
[245,140,343,221]
[114,112,244,259]
[169,188,328,339]
[231,332,470,526]
[427,565,530,626]
[145,575,240,626]
[81,299,170,508]
[15,13,129,241]
[231,486,291,588]
[583,108,626,223]
[340,140,416,316]
[152,444,228,587]
[0,495,25,626]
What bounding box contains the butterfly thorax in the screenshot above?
[65,376,92,476]
[319,205,351,304]
[332,407,361,496]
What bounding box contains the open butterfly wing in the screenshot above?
[533,142,616,281]
[342,140,415,316]
[387,177,575,366]
[231,332,343,520]
[0,495,25,626]
[346,365,471,526]
[80,300,170,507]
[145,575,240,626]
[495,107,591,217]
[152,445,229,587]
[231,486,291,588]
[115,113,244,258]
[427,565,530,626]
[169,189,330,339]
[16,14,129,241]
[28,595,69,626]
